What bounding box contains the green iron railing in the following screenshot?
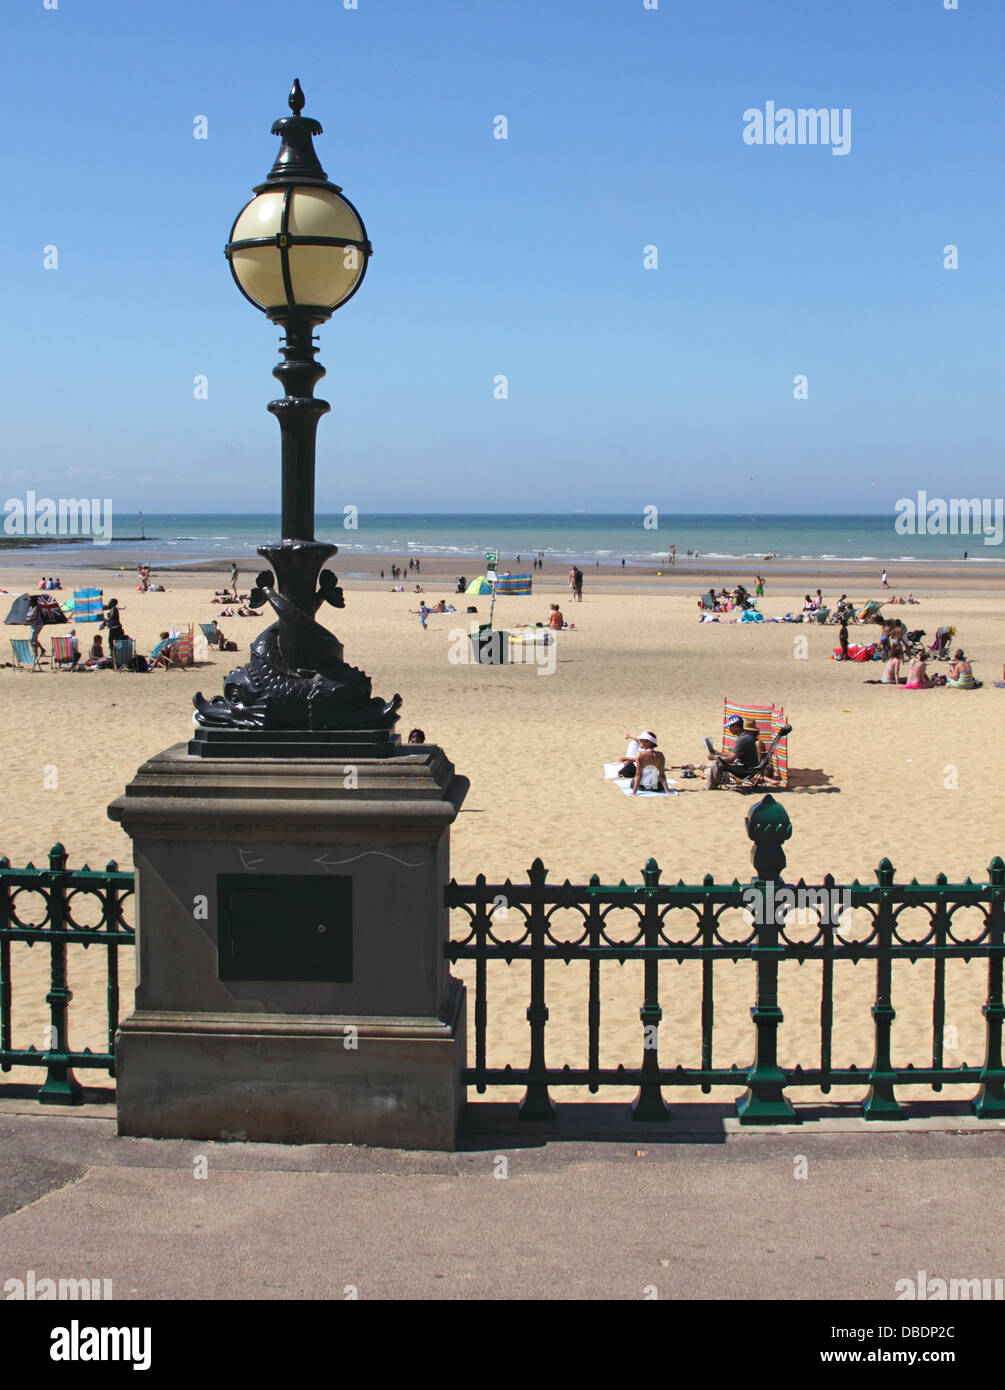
[0,844,134,1103]
[445,798,1005,1124]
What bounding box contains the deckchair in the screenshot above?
[50,635,77,671]
[857,600,883,623]
[10,638,43,671]
[199,621,221,647]
[718,723,793,790]
[811,606,831,625]
[721,698,789,787]
[698,593,716,611]
[112,638,135,670]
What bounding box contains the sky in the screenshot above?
[0,0,1001,515]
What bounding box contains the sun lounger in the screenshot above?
[10,638,43,671]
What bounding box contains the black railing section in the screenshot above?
[0,844,135,1103]
[445,798,1005,1124]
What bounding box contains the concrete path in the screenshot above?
[2,1102,1003,1301]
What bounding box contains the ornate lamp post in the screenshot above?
[194,79,400,744]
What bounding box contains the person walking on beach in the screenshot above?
[412,601,431,629]
[573,567,584,602]
[881,569,889,588]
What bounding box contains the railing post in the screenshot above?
[0,855,11,1072]
[632,858,669,1121]
[518,859,556,1120]
[737,797,799,1125]
[863,857,904,1120]
[974,856,1005,1118]
[38,843,82,1105]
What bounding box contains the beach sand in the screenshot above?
[1,557,1000,1111]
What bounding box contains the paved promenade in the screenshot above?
[2,1101,1003,1300]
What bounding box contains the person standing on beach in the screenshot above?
[573,567,584,602]
[837,619,849,661]
[230,563,239,599]
[26,596,44,656]
[568,566,576,597]
[755,574,764,597]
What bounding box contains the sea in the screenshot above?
[4,513,999,569]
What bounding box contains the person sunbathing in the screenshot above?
[548,604,565,629]
[904,655,931,688]
[880,656,902,684]
[630,733,671,795]
[947,650,977,688]
[150,632,177,669]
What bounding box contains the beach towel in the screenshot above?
[738,609,764,623]
[72,587,103,623]
[615,780,678,797]
[722,697,789,787]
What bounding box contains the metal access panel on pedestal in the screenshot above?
[216,874,353,982]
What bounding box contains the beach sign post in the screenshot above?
[109,81,469,1150]
[486,548,499,629]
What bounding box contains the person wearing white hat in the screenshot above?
[630,732,671,795]
[617,726,653,780]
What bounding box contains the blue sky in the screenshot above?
[1,0,1001,514]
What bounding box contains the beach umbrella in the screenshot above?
[4,593,67,626]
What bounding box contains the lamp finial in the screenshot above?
[289,79,305,116]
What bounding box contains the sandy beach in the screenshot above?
[2,552,1001,1109]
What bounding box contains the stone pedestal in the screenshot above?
[107,743,468,1149]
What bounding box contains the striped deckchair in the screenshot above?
[199,621,221,647]
[112,638,135,670]
[722,698,789,787]
[50,635,77,671]
[856,600,883,623]
[10,638,42,671]
[72,587,103,622]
